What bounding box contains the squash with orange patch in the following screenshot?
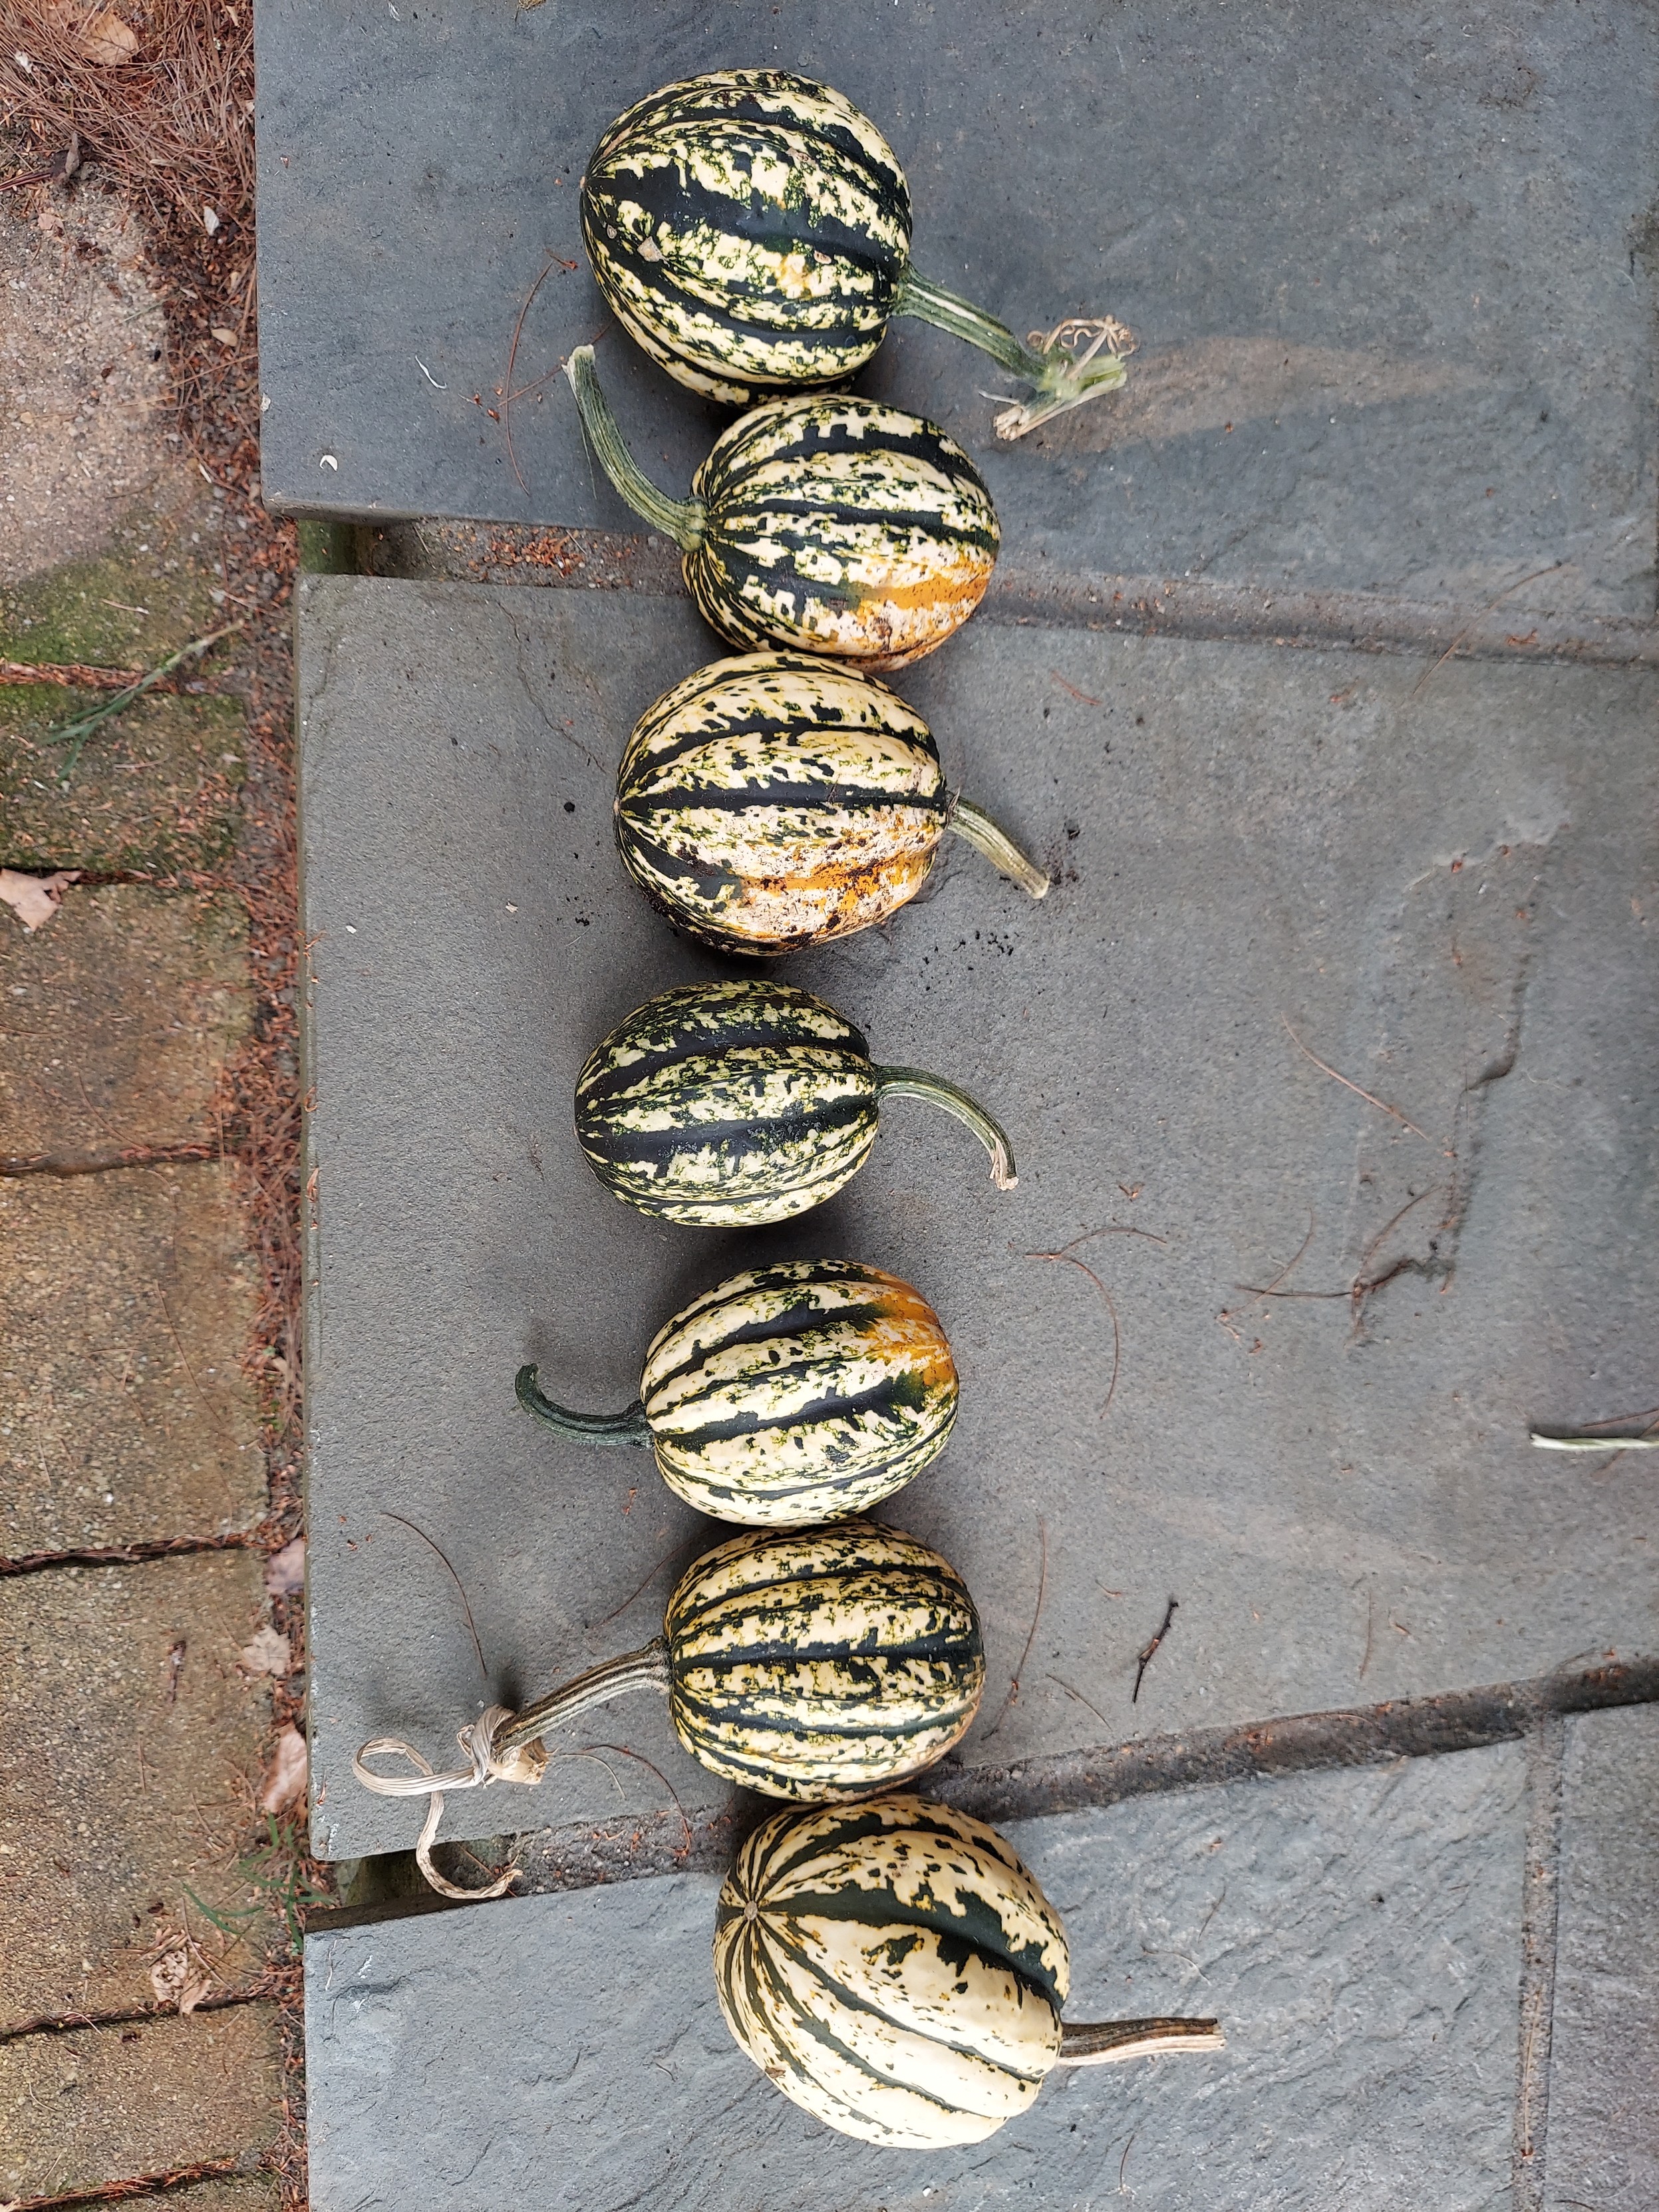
[516,1257,958,1523]
[565,345,998,670]
[615,652,1048,955]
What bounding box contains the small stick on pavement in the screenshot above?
[1531,1425,1659,1451]
[382,1512,488,1679]
[1281,1015,1437,1148]
[1132,1597,1177,1704]
[983,1517,1049,1738]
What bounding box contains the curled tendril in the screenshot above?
[1026,316,1138,365]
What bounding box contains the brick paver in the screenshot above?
[0,2004,285,2203]
[1,1166,263,1555]
[1,116,298,2212]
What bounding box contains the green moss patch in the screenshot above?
[1,685,245,877]
[0,495,224,671]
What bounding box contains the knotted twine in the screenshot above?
[353,1707,548,1901]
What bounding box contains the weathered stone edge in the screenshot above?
[308,1654,1659,1935]
[355,520,1659,669]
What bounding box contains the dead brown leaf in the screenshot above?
[148,1945,210,2012]
[258,1724,307,1814]
[0,868,79,931]
[263,1535,305,1595]
[239,1622,292,1676]
[48,0,138,63]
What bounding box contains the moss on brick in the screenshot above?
[0,685,245,877]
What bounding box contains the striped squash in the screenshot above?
[616,651,1048,955]
[574,977,1016,1225]
[581,70,1135,439]
[565,346,997,670]
[716,1794,1225,2147]
[516,1257,959,1524]
[492,1521,985,1802]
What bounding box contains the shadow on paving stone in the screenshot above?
[0,2004,283,2203]
[0,1548,281,2028]
[1,885,251,1160]
[0,502,247,879]
[1,1164,263,1556]
[305,1741,1527,2212]
[0,687,244,878]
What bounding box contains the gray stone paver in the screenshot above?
[252,0,1656,614]
[1543,1704,1659,2212]
[305,1740,1526,2211]
[298,573,1657,1861]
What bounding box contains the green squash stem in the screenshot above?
[496,1637,673,1756]
[893,267,1133,441]
[873,1067,1017,1190]
[517,1364,653,1448]
[564,345,706,549]
[949,798,1050,899]
[1054,2017,1225,2066]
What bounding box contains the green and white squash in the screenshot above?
[516,1257,959,1524]
[565,346,998,670]
[581,69,1135,440]
[574,978,1015,1225]
[716,1794,1225,2146]
[488,1521,985,1800]
[615,651,1048,955]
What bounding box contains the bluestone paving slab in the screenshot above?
[306,1740,1526,2211]
[253,0,1657,614]
[0,886,250,1161]
[0,1548,271,2025]
[1,1165,263,1556]
[0,2002,283,2203]
[297,574,1657,1861]
[1543,1704,1659,2211]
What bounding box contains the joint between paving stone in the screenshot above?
[0,1531,259,1577]
[0,1984,277,2048]
[312,1657,1659,1934]
[355,518,1659,669]
[0,1143,224,1180]
[1511,1708,1566,2208]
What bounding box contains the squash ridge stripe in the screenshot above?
[758,1917,1052,2082]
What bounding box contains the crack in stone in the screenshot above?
[1344,833,1560,1323]
[504,606,603,774]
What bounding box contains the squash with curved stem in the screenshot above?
[517,1257,959,1524]
[574,977,1016,1227]
[565,346,998,671]
[716,1794,1225,2145]
[581,69,1135,440]
[615,651,1048,955]
[357,1521,986,1831]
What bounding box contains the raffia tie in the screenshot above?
[353,1706,547,1901]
